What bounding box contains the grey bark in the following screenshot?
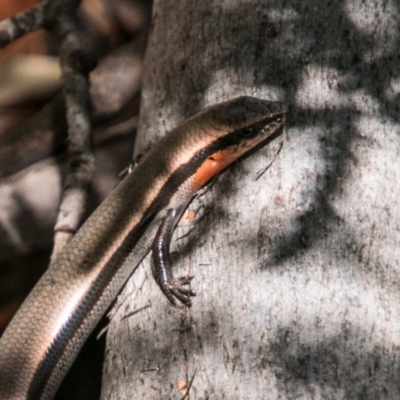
[102,0,400,399]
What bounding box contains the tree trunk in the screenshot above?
[102,0,400,398]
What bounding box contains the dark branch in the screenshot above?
[0,1,47,48]
[46,0,97,260]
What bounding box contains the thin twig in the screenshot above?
[179,368,197,400]
[0,36,145,180]
[47,0,97,260]
[121,303,152,320]
[255,140,283,181]
[0,0,97,260]
[0,1,47,48]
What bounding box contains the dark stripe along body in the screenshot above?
[0,96,287,399]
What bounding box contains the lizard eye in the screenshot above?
[241,128,254,138]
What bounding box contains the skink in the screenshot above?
[0,96,287,400]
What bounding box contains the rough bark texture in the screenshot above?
[102,0,400,399]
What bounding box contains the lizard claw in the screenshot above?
[160,276,196,307]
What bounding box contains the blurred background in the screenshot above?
[0,1,152,398]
